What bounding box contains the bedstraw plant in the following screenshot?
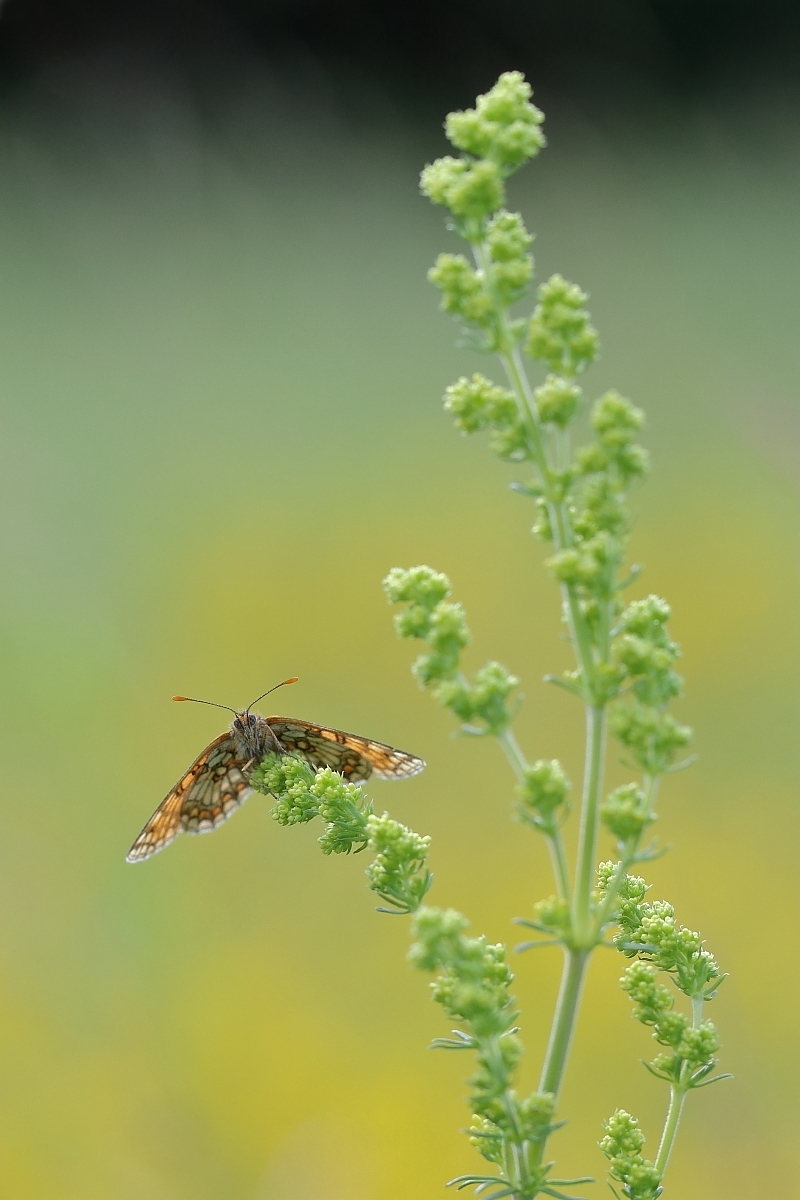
[251,72,728,1200]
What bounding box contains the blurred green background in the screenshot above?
[1,6,799,1197]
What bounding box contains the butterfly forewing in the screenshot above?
[267,718,425,781]
[126,733,253,863]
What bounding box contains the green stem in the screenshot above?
[499,346,596,692]
[654,994,703,1177]
[497,726,528,782]
[572,704,607,946]
[538,948,589,1100]
[654,1085,687,1177]
[498,728,571,902]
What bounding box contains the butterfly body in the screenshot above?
[126,709,424,863]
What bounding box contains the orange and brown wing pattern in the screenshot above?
[126,733,252,863]
[266,718,425,782]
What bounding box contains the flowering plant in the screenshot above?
[253,73,728,1200]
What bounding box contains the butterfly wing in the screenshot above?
[126,732,252,863]
[267,718,425,782]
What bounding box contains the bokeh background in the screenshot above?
[1,2,798,1197]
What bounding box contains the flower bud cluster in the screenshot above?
[551,391,652,564]
[604,872,719,992]
[538,392,652,685]
[444,71,546,170]
[610,704,691,777]
[253,754,373,853]
[601,783,654,845]
[514,758,570,835]
[621,959,721,1087]
[365,813,432,913]
[525,274,598,376]
[252,758,431,909]
[410,906,557,1164]
[384,566,519,735]
[606,594,692,778]
[599,1110,662,1200]
[532,894,571,938]
[613,596,682,706]
[421,74,544,352]
[409,907,515,1038]
[443,373,530,462]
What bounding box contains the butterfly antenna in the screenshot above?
[246,677,299,713]
[172,696,237,713]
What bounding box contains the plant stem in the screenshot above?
[654,994,703,1177]
[572,704,607,945]
[498,729,570,901]
[497,726,528,782]
[654,1085,687,1176]
[537,948,589,1100]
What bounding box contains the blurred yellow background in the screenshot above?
[1,69,798,1200]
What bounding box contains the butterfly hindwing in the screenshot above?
[126,733,252,862]
[267,718,425,781]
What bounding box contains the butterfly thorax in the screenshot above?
[231,711,282,763]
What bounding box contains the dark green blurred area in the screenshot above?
[1,25,799,1200]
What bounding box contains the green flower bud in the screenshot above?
[533,894,571,936]
[433,678,475,722]
[485,210,533,262]
[438,159,505,219]
[472,661,519,731]
[534,373,582,427]
[546,547,600,587]
[600,1109,645,1159]
[679,1020,719,1068]
[654,1009,689,1048]
[420,155,468,205]
[445,71,545,169]
[621,961,673,1025]
[596,859,618,892]
[517,1092,555,1141]
[546,533,614,595]
[601,782,653,844]
[492,256,533,305]
[619,594,671,637]
[444,373,517,434]
[428,601,469,645]
[312,768,371,854]
[616,442,650,483]
[253,753,318,825]
[611,701,692,775]
[409,906,469,971]
[410,908,516,1039]
[393,603,433,640]
[574,477,629,540]
[412,649,459,687]
[525,274,598,375]
[365,813,432,912]
[600,1111,662,1200]
[383,565,450,609]
[592,391,643,448]
[469,1116,504,1163]
[488,419,530,461]
[574,442,609,475]
[515,759,570,830]
[428,253,493,323]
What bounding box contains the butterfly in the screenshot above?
[126,678,425,863]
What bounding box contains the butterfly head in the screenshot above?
[231,709,275,758]
[233,711,259,732]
